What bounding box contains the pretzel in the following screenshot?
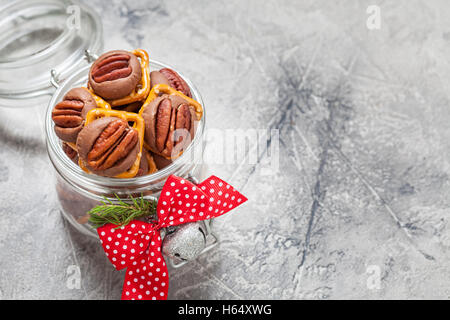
[101,49,150,107]
[86,88,112,110]
[139,83,203,121]
[82,109,145,179]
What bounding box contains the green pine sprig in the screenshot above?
[88,194,157,229]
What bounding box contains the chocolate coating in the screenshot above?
[89,50,142,100]
[76,117,139,177]
[52,87,97,143]
[150,70,170,88]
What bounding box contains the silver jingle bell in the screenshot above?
[162,222,206,262]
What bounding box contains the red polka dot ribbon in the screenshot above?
[97,175,247,300]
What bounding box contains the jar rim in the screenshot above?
[45,61,206,192]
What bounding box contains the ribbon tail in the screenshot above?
[121,231,169,300]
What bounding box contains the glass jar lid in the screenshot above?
[0,0,103,108]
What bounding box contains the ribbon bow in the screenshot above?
[97,175,247,300]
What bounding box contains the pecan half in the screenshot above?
[53,100,83,127]
[89,50,142,100]
[52,88,97,143]
[76,117,139,177]
[142,94,196,159]
[150,68,192,97]
[91,54,132,83]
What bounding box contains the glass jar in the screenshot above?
[45,63,207,237]
[1,0,213,268]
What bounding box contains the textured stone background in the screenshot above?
[0,0,449,299]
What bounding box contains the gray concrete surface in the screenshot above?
[0,0,449,299]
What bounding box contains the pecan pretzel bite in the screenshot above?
[142,94,196,159]
[52,87,97,143]
[89,50,142,100]
[150,68,192,97]
[76,117,139,177]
